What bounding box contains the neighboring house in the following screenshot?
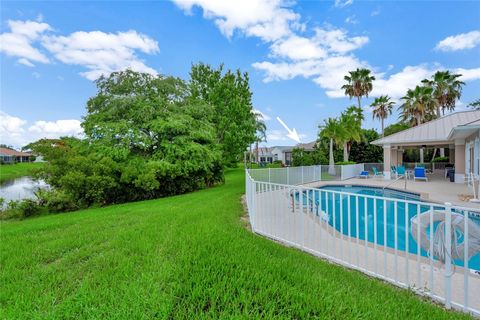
[253,147,274,164]
[371,110,480,182]
[255,141,317,166]
[0,147,33,164]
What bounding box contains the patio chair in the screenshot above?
[396,166,406,179]
[372,167,384,177]
[358,171,370,179]
[391,165,397,178]
[413,167,428,182]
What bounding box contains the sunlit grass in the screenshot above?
[0,169,470,319]
[0,162,44,183]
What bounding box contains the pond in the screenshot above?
[0,177,48,203]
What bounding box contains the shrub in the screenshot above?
[37,190,79,213]
[432,156,449,163]
[17,199,41,218]
[335,161,356,165]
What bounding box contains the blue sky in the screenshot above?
[1,0,480,148]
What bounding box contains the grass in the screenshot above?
[0,169,471,319]
[0,162,44,183]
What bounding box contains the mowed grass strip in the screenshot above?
[0,163,44,183]
[0,169,471,319]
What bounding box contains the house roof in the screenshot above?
[271,141,317,152]
[0,147,31,157]
[371,110,480,146]
[254,147,273,155]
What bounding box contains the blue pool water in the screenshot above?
[296,185,480,271]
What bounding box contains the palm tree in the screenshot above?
[422,71,464,157]
[422,70,464,117]
[399,85,436,162]
[341,68,375,110]
[371,95,394,137]
[399,86,436,126]
[253,112,267,164]
[340,106,363,162]
[319,118,345,175]
[468,98,480,110]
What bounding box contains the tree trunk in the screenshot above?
[381,118,384,137]
[328,138,336,175]
[431,148,437,162]
[419,148,424,164]
[357,96,361,108]
[249,144,252,168]
[343,142,349,162]
[255,141,259,164]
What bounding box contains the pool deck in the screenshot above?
[304,171,480,210]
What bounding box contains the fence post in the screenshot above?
[287,167,290,185]
[444,202,452,309]
[251,180,256,231]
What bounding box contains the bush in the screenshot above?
[37,189,79,213]
[432,156,449,163]
[0,199,41,219]
[335,161,356,165]
[17,199,41,218]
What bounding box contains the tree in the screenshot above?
[319,118,345,175]
[370,95,394,137]
[399,85,436,126]
[339,106,363,162]
[32,70,225,209]
[341,68,375,110]
[383,123,409,137]
[399,85,436,162]
[349,129,383,163]
[422,70,464,117]
[468,98,480,110]
[189,63,257,166]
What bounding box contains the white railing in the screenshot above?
[248,164,367,185]
[245,169,480,317]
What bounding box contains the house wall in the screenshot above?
[465,131,480,177]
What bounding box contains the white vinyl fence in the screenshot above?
[245,167,480,317]
[248,164,365,185]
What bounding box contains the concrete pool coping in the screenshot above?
[302,175,480,210]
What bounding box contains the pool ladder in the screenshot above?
[383,175,407,191]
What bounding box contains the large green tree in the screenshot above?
[370,95,394,137]
[189,63,257,165]
[33,70,225,209]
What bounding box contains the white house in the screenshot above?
[371,110,480,182]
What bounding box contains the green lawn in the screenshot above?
[0,169,470,319]
[0,162,44,183]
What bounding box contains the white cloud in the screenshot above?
[435,30,480,52]
[455,67,480,82]
[0,19,160,81]
[32,71,40,78]
[269,27,368,61]
[172,0,301,42]
[42,30,159,80]
[371,8,381,16]
[267,129,306,142]
[0,111,83,148]
[345,15,358,24]
[0,19,51,66]
[334,0,353,8]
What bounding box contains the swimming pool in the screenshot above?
[296,185,480,271]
